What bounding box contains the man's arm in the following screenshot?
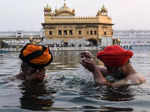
[81,57,111,85]
[111,63,146,87]
[111,75,146,88]
[92,66,111,85]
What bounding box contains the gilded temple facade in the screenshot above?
[42,2,113,42]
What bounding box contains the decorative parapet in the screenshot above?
[44,16,112,25]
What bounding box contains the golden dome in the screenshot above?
[55,3,75,16]
[44,4,51,11]
[97,5,108,16]
[101,5,108,13]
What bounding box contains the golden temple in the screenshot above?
[41,1,113,42]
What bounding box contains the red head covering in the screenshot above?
[97,45,133,67]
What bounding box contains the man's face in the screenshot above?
[21,63,46,81]
[25,68,46,81]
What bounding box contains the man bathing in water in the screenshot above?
[80,45,146,87]
[16,43,53,82]
[16,44,145,87]
[15,44,54,110]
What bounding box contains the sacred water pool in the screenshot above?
[0,49,150,112]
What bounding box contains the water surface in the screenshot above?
[0,50,150,112]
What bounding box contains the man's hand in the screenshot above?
[80,58,97,73]
[80,51,94,59]
[80,51,112,86]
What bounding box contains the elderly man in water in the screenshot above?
[16,43,53,82]
[80,45,146,87]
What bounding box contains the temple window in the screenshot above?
[90,30,93,35]
[49,31,52,35]
[64,30,67,35]
[58,30,62,35]
[69,30,73,35]
[78,30,82,35]
[94,31,97,35]
[104,32,107,35]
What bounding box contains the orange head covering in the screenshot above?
[19,44,53,68]
[97,45,133,67]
